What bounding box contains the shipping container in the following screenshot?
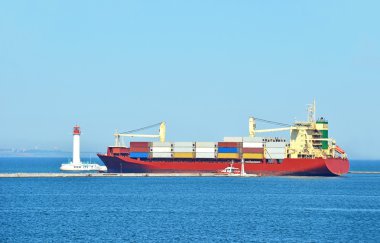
[223,137,243,142]
[243,153,264,159]
[195,153,216,159]
[173,147,195,153]
[195,148,216,153]
[218,142,241,148]
[195,142,217,148]
[173,152,194,159]
[151,152,172,158]
[264,153,286,159]
[265,148,286,154]
[110,147,128,154]
[243,137,264,142]
[243,142,264,148]
[130,152,149,158]
[152,142,173,147]
[218,147,239,153]
[130,147,150,153]
[173,142,195,147]
[150,147,172,153]
[130,142,150,148]
[266,142,287,148]
[242,148,264,153]
[217,153,240,159]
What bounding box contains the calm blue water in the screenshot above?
[0,157,104,173]
[1,158,380,242]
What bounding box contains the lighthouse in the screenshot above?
[60,125,107,172]
[72,125,81,164]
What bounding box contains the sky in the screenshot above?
[0,1,379,159]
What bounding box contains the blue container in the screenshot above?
[130,152,149,158]
[218,147,239,153]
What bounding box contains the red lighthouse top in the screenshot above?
[73,125,81,135]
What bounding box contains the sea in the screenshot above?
[0,158,379,242]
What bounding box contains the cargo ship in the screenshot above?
[98,101,349,176]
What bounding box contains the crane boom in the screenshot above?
[249,117,293,136]
[114,122,166,146]
[254,127,294,133]
[114,134,160,138]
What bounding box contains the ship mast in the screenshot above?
[307,99,316,122]
[241,158,246,176]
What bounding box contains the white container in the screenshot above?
[224,137,243,142]
[152,142,172,147]
[173,142,195,147]
[152,152,172,158]
[195,153,216,159]
[264,154,286,159]
[195,148,216,153]
[150,147,172,153]
[173,147,195,152]
[264,153,286,159]
[243,142,264,148]
[196,142,217,148]
[266,142,287,148]
[243,137,264,142]
[266,148,286,154]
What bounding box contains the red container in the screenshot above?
[130,142,150,148]
[112,147,128,153]
[130,147,150,153]
[218,142,241,148]
[107,147,129,156]
[242,148,264,153]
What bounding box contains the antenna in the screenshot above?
[307,99,316,122]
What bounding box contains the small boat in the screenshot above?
[218,166,241,175]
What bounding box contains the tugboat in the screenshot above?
[60,125,107,172]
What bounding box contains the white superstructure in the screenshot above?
[60,125,107,172]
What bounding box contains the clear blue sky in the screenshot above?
[1,1,379,159]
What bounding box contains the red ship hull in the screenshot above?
[98,154,349,176]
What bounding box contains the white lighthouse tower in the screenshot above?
[60,125,107,172]
[72,125,81,164]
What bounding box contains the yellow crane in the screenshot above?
[114,122,166,146]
